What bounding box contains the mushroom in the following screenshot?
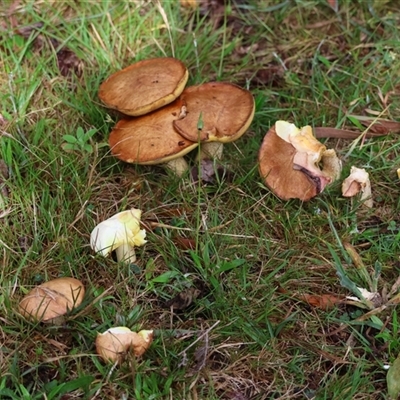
[90,208,147,264]
[108,98,199,176]
[19,277,85,323]
[173,82,255,160]
[98,57,188,116]
[95,326,154,364]
[342,166,372,207]
[258,121,342,201]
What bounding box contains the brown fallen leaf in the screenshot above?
[350,115,400,135]
[299,293,344,310]
[56,47,83,77]
[314,127,385,139]
[254,65,285,87]
[191,159,233,184]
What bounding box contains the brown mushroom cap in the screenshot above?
[99,57,189,116]
[109,97,198,165]
[173,82,255,143]
[19,277,85,323]
[258,125,331,201]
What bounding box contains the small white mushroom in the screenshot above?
[90,208,147,264]
[342,166,372,208]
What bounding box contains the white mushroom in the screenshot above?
[342,166,372,207]
[90,208,147,264]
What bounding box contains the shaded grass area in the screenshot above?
[1,0,400,399]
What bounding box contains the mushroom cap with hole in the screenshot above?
[99,57,189,116]
[109,97,198,165]
[258,124,332,201]
[173,82,255,143]
[19,277,85,323]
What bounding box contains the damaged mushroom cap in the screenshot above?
[19,277,85,323]
[95,327,154,364]
[258,122,338,201]
[342,166,372,207]
[173,82,255,159]
[99,57,189,116]
[109,97,198,176]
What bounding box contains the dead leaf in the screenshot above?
[254,65,285,87]
[190,159,232,184]
[165,287,201,310]
[56,47,83,77]
[299,293,343,310]
[314,127,384,139]
[351,116,400,135]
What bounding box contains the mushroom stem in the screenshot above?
[164,157,190,177]
[196,142,224,161]
[115,244,137,264]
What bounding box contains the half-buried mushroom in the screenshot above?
[109,97,198,176]
[19,277,85,323]
[99,57,188,116]
[173,82,255,160]
[258,121,342,201]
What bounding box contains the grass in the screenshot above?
[1,0,400,399]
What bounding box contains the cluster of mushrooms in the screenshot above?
[258,120,372,204]
[98,57,255,176]
[98,56,371,204]
[18,209,152,364]
[17,57,373,367]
